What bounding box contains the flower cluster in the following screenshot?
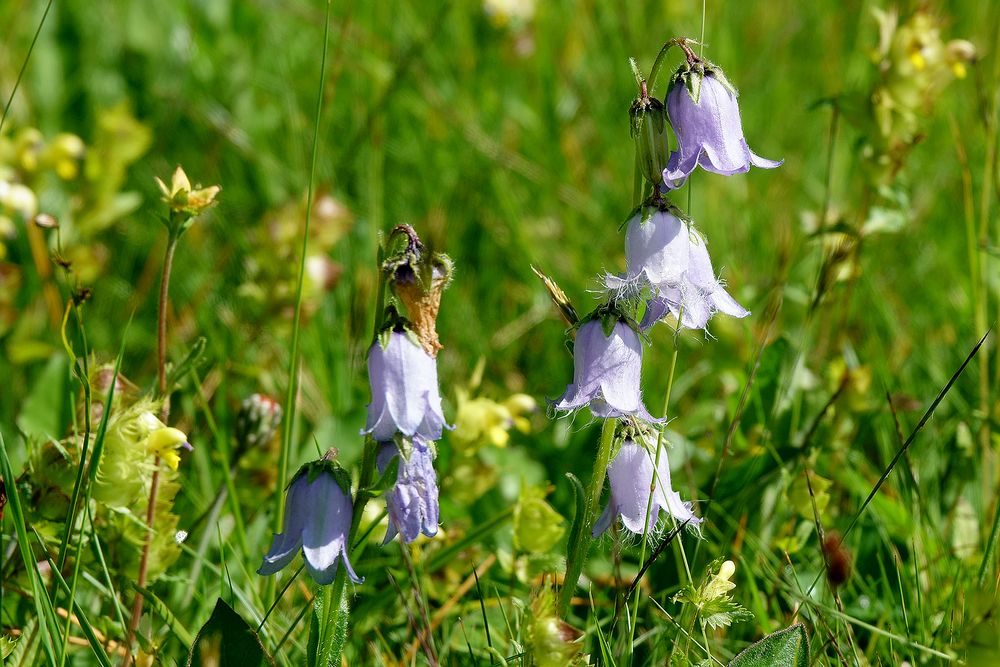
[258,225,453,587]
[548,39,780,542]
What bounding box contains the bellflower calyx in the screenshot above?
[258,460,362,585]
[663,60,782,188]
[593,439,701,537]
[552,317,660,422]
[377,438,440,544]
[364,328,449,442]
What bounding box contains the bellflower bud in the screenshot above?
[630,83,671,186]
[377,438,440,544]
[258,460,362,585]
[663,59,781,188]
[364,329,449,442]
[592,439,701,537]
[552,318,660,423]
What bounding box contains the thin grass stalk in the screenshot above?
[559,416,617,615]
[626,308,683,662]
[56,304,92,565]
[268,0,333,610]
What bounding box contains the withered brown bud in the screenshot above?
[383,224,452,357]
[823,531,852,588]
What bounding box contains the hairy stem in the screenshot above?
[123,231,178,666]
[559,417,617,615]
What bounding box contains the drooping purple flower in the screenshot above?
[552,319,660,422]
[662,67,782,188]
[364,330,448,442]
[610,207,748,331]
[593,440,701,537]
[258,463,362,585]
[377,438,440,544]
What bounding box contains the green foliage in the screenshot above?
[187,598,274,667]
[728,624,809,667]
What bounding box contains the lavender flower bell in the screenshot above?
[364,329,448,442]
[552,318,659,422]
[663,63,782,188]
[615,207,748,331]
[258,462,362,585]
[377,438,440,544]
[593,439,701,537]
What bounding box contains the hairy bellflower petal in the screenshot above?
[663,71,782,188]
[623,208,749,331]
[378,439,440,544]
[553,320,660,423]
[364,331,449,442]
[592,440,701,537]
[257,467,363,585]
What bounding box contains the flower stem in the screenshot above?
[559,417,617,615]
[123,230,179,666]
[313,437,378,665]
[647,39,685,95]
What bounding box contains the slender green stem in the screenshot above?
[314,436,378,665]
[124,231,179,666]
[559,417,617,615]
[626,314,683,659]
[647,39,685,96]
[55,303,92,585]
[272,0,333,604]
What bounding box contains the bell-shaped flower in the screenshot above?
[593,440,701,537]
[377,438,439,544]
[258,462,362,585]
[613,207,748,331]
[364,330,448,442]
[552,318,659,422]
[663,65,781,188]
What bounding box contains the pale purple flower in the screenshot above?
[552,319,659,422]
[663,68,781,188]
[610,208,748,331]
[593,440,701,537]
[258,465,362,585]
[364,331,448,442]
[377,438,440,544]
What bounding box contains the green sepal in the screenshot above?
[365,451,399,499]
[294,457,353,496]
[577,301,641,341]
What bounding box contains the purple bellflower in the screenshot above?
[258,462,362,585]
[552,318,660,422]
[608,207,748,331]
[663,65,781,189]
[593,439,701,537]
[377,438,440,544]
[364,330,448,442]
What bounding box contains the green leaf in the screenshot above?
[728,624,809,667]
[186,598,275,667]
[166,336,207,390]
[15,354,67,441]
[699,598,754,630]
[1,634,20,660]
